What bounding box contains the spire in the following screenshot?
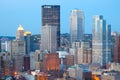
[17,25,24,30]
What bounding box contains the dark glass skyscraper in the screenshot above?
[42,5,60,50]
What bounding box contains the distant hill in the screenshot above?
[0,36,15,42]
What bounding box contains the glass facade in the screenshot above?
[92,15,111,66]
[70,10,84,47]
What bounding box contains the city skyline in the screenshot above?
[0,0,120,36]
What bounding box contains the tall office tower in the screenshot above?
[41,25,57,53]
[92,15,111,66]
[70,10,84,47]
[24,31,32,54]
[42,5,60,50]
[8,40,25,72]
[16,25,25,40]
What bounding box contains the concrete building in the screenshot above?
[8,40,25,72]
[30,52,35,70]
[65,55,74,68]
[70,10,84,47]
[110,63,120,72]
[70,41,92,64]
[111,32,120,63]
[43,53,60,71]
[92,15,112,66]
[42,5,60,50]
[30,50,41,70]
[67,64,91,80]
[77,41,92,64]
[0,52,14,77]
[41,25,57,53]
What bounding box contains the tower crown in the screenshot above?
[17,25,24,30]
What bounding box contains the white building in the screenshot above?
[41,25,57,53]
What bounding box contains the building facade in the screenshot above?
[92,15,112,66]
[43,53,60,71]
[70,10,84,47]
[24,55,30,71]
[111,32,120,63]
[8,40,25,72]
[42,5,60,50]
[16,25,25,41]
[41,25,57,53]
[76,41,92,64]
[24,31,32,54]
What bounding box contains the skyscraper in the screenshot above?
[41,25,57,53]
[24,31,32,54]
[70,10,84,47]
[92,15,111,66]
[8,40,25,72]
[16,25,25,41]
[42,5,60,50]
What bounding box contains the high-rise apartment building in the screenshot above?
[70,10,84,47]
[41,25,57,53]
[42,5,60,50]
[92,15,112,66]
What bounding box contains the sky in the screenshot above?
[0,0,120,36]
